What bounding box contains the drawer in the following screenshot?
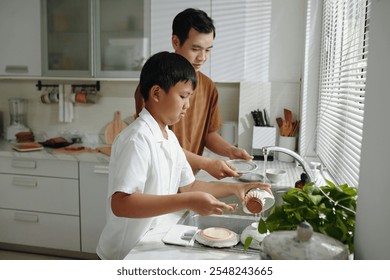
[0,209,80,251]
[0,157,78,179]
[0,174,79,215]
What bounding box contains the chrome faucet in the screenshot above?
[262,146,316,184]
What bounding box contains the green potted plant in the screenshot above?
[244,180,358,255]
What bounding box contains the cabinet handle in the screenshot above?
[14,212,39,223]
[93,165,109,174]
[12,177,38,187]
[5,65,29,73]
[11,159,37,169]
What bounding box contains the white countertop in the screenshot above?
[0,140,110,164]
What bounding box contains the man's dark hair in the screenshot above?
[139,51,197,101]
[172,8,216,46]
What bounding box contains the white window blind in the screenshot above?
[317,0,371,187]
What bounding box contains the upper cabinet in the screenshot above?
[42,0,150,78]
[96,0,150,78]
[42,0,91,77]
[0,0,42,76]
[1,0,260,81]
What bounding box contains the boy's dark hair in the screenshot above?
[172,8,215,46]
[139,52,197,101]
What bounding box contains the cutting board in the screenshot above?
[104,111,127,145]
[96,146,112,156]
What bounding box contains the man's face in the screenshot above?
[172,28,214,72]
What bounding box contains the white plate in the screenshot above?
[12,144,44,152]
[238,173,264,182]
[227,160,258,174]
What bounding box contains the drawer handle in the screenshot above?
[11,159,37,169]
[94,165,109,174]
[5,65,29,73]
[12,177,38,187]
[14,212,39,223]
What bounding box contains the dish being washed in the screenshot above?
[238,173,264,182]
[227,160,258,174]
[195,227,240,248]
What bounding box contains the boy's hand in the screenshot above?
[229,147,253,160]
[235,182,272,204]
[189,192,235,215]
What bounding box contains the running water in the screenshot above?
[263,153,268,183]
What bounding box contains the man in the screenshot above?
[135,8,252,179]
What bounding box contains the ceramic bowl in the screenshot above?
[240,222,267,249]
[265,169,287,183]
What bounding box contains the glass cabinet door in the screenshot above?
[42,0,91,76]
[95,0,150,78]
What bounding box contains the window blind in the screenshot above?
[317,0,371,187]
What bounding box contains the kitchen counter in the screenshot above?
[125,160,304,260]
[0,140,110,164]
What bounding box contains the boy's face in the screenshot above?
[157,81,194,126]
[172,28,214,72]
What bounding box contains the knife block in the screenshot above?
[252,126,276,160]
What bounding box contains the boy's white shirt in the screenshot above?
[96,108,195,260]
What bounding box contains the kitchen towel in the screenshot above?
[58,84,74,123]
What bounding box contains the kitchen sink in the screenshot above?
[177,211,258,233]
[162,209,261,255]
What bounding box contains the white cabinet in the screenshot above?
[79,161,108,253]
[0,0,42,76]
[42,0,150,78]
[0,156,80,251]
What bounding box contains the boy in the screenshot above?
[135,8,252,180]
[97,52,270,260]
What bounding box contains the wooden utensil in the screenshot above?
[289,120,300,137]
[280,120,293,136]
[284,108,293,125]
[104,111,127,145]
[96,146,112,156]
[276,117,283,128]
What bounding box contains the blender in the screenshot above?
[6,97,30,141]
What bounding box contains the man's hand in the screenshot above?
[204,158,240,179]
[229,147,253,160]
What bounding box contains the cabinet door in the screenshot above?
[0,0,41,76]
[79,162,108,253]
[0,209,80,251]
[95,0,150,78]
[150,0,211,77]
[42,0,91,77]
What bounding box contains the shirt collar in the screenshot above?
[139,108,168,142]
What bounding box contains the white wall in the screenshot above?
[238,0,305,152]
[354,0,390,259]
